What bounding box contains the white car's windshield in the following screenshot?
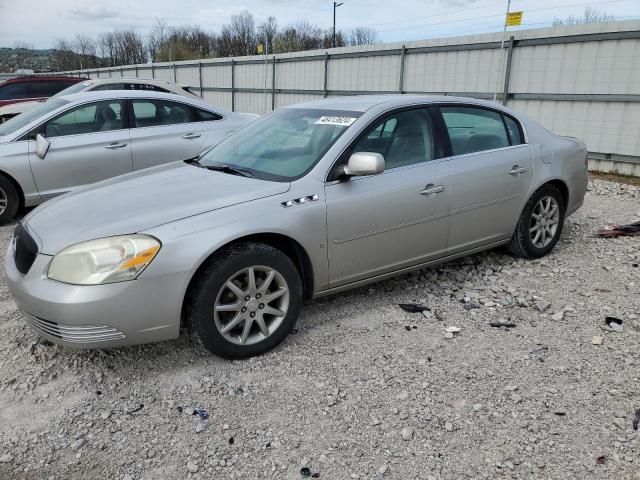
[199,108,362,181]
[51,81,91,98]
[0,98,69,137]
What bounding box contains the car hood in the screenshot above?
[25,162,291,254]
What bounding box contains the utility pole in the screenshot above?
[333,2,344,48]
[494,0,512,102]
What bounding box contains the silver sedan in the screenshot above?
[0,90,256,223]
[6,95,588,359]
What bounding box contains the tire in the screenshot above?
[0,175,20,225]
[187,242,303,359]
[507,184,566,259]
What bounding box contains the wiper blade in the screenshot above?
[204,164,254,178]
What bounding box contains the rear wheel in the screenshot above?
[0,175,20,225]
[187,242,303,359]
[507,184,565,259]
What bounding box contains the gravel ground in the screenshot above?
[0,178,639,480]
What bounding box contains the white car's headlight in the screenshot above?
[48,235,161,285]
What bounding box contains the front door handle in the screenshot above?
[182,133,202,140]
[420,184,446,196]
[105,142,127,150]
[509,165,528,175]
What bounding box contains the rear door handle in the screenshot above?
[182,133,202,140]
[420,184,446,196]
[105,142,127,150]
[509,165,528,175]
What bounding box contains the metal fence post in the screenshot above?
[231,60,236,112]
[502,36,515,106]
[151,64,155,79]
[271,57,277,111]
[399,45,407,94]
[108,68,112,78]
[173,63,177,83]
[120,67,123,77]
[198,62,204,98]
[134,65,138,78]
[323,52,329,98]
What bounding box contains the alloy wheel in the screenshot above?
[213,266,290,346]
[529,195,560,248]
[0,186,7,216]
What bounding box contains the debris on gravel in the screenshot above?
[0,178,639,479]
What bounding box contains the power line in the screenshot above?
[370,0,635,34]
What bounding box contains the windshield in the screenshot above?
[51,81,92,98]
[199,108,362,181]
[0,98,69,138]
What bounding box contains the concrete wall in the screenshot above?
[58,20,640,172]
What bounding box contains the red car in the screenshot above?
[0,75,86,108]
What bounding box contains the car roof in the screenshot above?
[56,90,221,110]
[286,94,508,113]
[0,75,86,86]
[81,77,189,88]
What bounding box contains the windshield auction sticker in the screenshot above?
[315,116,357,126]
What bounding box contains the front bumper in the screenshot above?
[6,246,193,349]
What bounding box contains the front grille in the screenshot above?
[14,224,38,275]
[22,311,125,344]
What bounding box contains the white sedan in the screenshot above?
[0,77,201,122]
[0,90,257,222]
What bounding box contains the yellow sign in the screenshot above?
[257,44,264,54]
[506,11,523,26]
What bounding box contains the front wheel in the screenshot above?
[507,184,566,259]
[0,175,20,225]
[187,242,303,359]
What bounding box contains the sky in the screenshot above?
[1,0,639,49]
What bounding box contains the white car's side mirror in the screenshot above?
[343,152,385,177]
[35,134,50,159]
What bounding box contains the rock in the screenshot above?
[400,426,414,441]
[535,300,551,312]
[0,454,13,463]
[444,332,455,339]
[592,336,604,345]
[444,421,454,432]
[186,461,199,473]
[445,326,461,333]
[396,391,409,401]
[610,322,624,333]
[71,438,86,451]
[551,311,564,321]
[473,403,483,412]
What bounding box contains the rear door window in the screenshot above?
[503,115,524,145]
[131,99,212,127]
[28,81,69,97]
[440,106,510,156]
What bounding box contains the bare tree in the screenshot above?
[348,27,378,46]
[147,18,168,62]
[217,10,257,57]
[74,34,97,68]
[257,16,278,53]
[274,21,323,53]
[553,7,615,26]
[51,38,79,70]
[10,41,35,70]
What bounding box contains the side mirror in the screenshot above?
[35,134,50,159]
[343,152,385,177]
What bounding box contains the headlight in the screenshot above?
[48,235,161,285]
